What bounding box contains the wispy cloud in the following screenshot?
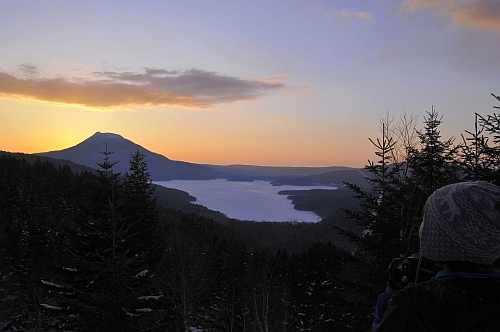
[401,0,459,12]
[401,0,500,31]
[18,63,41,77]
[325,9,374,21]
[452,1,500,31]
[0,66,285,109]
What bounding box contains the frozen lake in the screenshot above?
[154,179,336,222]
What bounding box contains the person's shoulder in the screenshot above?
[404,273,500,292]
[395,279,445,298]
[385,278,500,331]
[397,276,500,310]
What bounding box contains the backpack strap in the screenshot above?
[393,290,433,332]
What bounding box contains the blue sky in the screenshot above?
[1,1,499,167]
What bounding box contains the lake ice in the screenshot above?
[154,179,336,222]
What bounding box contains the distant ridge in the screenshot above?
[208,165,370,187]
[209,164,354,179]
[36,132,222,180]
[34,131,368,185]
[270,169,370,187]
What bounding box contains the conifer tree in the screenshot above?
[459,113,495,182]
[407,107,460,197]
[338,122,420,270]
[122,149,159,264]
[52,146,159,331]
[340,109,460,271]
[468,93,500,184]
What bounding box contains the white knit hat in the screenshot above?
[420,181,500,265]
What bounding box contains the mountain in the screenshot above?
[36,132,223,180]
[35,132,368,185]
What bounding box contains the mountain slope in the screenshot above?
[36,132,223,180]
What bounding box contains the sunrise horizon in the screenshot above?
[2,1,499,169]
[3,130,364,169]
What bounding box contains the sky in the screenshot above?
[1,0,500,167]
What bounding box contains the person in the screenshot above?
[374,181,500,331]
[371,254,436,329]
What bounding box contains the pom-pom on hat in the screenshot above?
[420,181,500,265]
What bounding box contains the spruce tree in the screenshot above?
[459,113,495,182]
[54,146,159,331]
[469,93,500,184]
[122,149,159,264]
[338,122,420,270]
[407,107,460,197]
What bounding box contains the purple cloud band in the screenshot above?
[402,0,500,31]
[0,67,285,109]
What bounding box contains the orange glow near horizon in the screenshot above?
[1,1,499,170]
[2,134,368,168]
[1,99,370,168]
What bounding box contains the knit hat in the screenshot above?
[420,181,500,265]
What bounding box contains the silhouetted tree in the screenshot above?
[459,113,496,182]
[45,146,160,331]
[122,149,159,264]
[338,121,420,270]
[467,93,500,184]
[407,107,460,197]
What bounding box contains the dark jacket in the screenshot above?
[375,271,500,332]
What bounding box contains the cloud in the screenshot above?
[451,1,500,31]
[401,0,459,13]
[19,63,41,77]
[0,67,285,109]
[401,0,500,31]
[325,9,374,21]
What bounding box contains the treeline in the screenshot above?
[0,150,373,331]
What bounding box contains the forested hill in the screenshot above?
[0,150,226,219]
[1,150,359,253]
[0,150,97,174]
[0,151,375,331]
[271,168,370,187]
[207,164,356,180]
[207,164,370,188]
